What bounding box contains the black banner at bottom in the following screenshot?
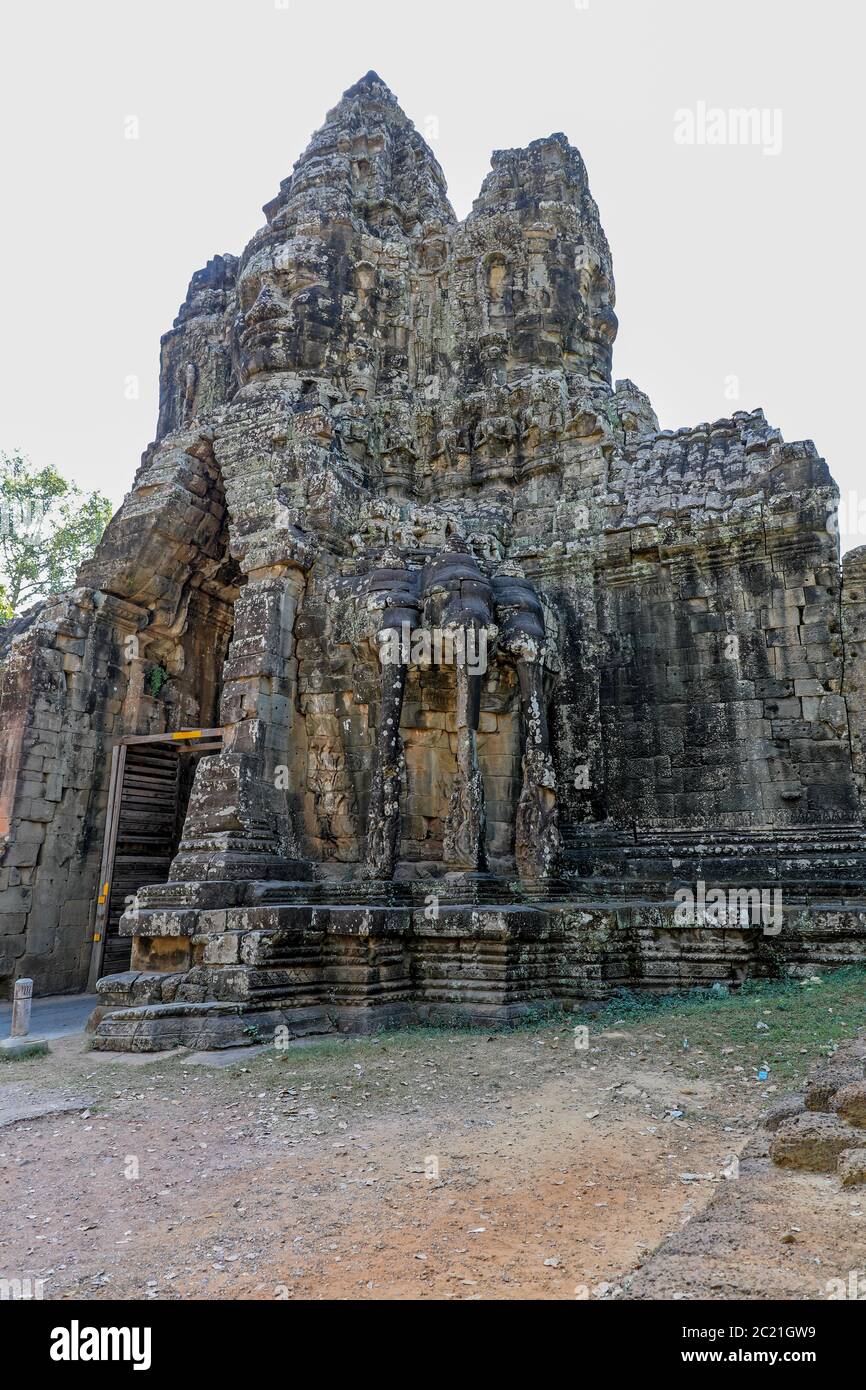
[3,1295,857,1376]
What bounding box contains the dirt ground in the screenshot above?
[2,994,865,1301]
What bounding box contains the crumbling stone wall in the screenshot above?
[842,545,866,811]
[595,425,857,831]
[1,592,146,995]
[0,429,239,996]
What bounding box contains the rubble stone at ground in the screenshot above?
[769,1041,866,1180]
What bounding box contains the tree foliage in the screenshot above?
[0,452,113,616]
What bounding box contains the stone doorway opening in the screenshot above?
[86,729,223,989]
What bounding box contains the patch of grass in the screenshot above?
[0,1041,51,1063]
[208,966,866,1097]
[272,1036,353,1063]
[574,967,866,1085]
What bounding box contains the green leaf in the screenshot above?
[0,451,112,614]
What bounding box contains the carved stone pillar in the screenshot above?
[443,659,488,871]
[363,550,420,880]
[423,538,494,873]
[364,658,409,879]
[169,567,307,882]
[493,565,560,879]
[513,659,559,878]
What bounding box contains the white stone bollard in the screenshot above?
[11,978,33,1038]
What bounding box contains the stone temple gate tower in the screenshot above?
[3,73,866,1046]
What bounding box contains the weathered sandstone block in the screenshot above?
[805,1061,866,1112]
[763,1094,806,1131]
[831,1080,866,1127]
[770,1113,857,1171]
[837,1148,866,1186]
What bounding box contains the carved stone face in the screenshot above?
[236,234,339,380]
[582,264,618,379]
[506,235,617,379]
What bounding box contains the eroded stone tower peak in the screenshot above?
[157,76,621,404]
[261,70,454,237]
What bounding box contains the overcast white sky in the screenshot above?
[1,0,863,552]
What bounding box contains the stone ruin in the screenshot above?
[767,1041,866,1186]
[2,72,866,1047]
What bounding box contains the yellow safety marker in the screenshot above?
[172,730,202,740]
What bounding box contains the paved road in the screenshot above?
[0,992,97,1041]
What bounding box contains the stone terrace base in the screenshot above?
[90,874,866,1051]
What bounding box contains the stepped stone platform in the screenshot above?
[90,858,866,1050]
